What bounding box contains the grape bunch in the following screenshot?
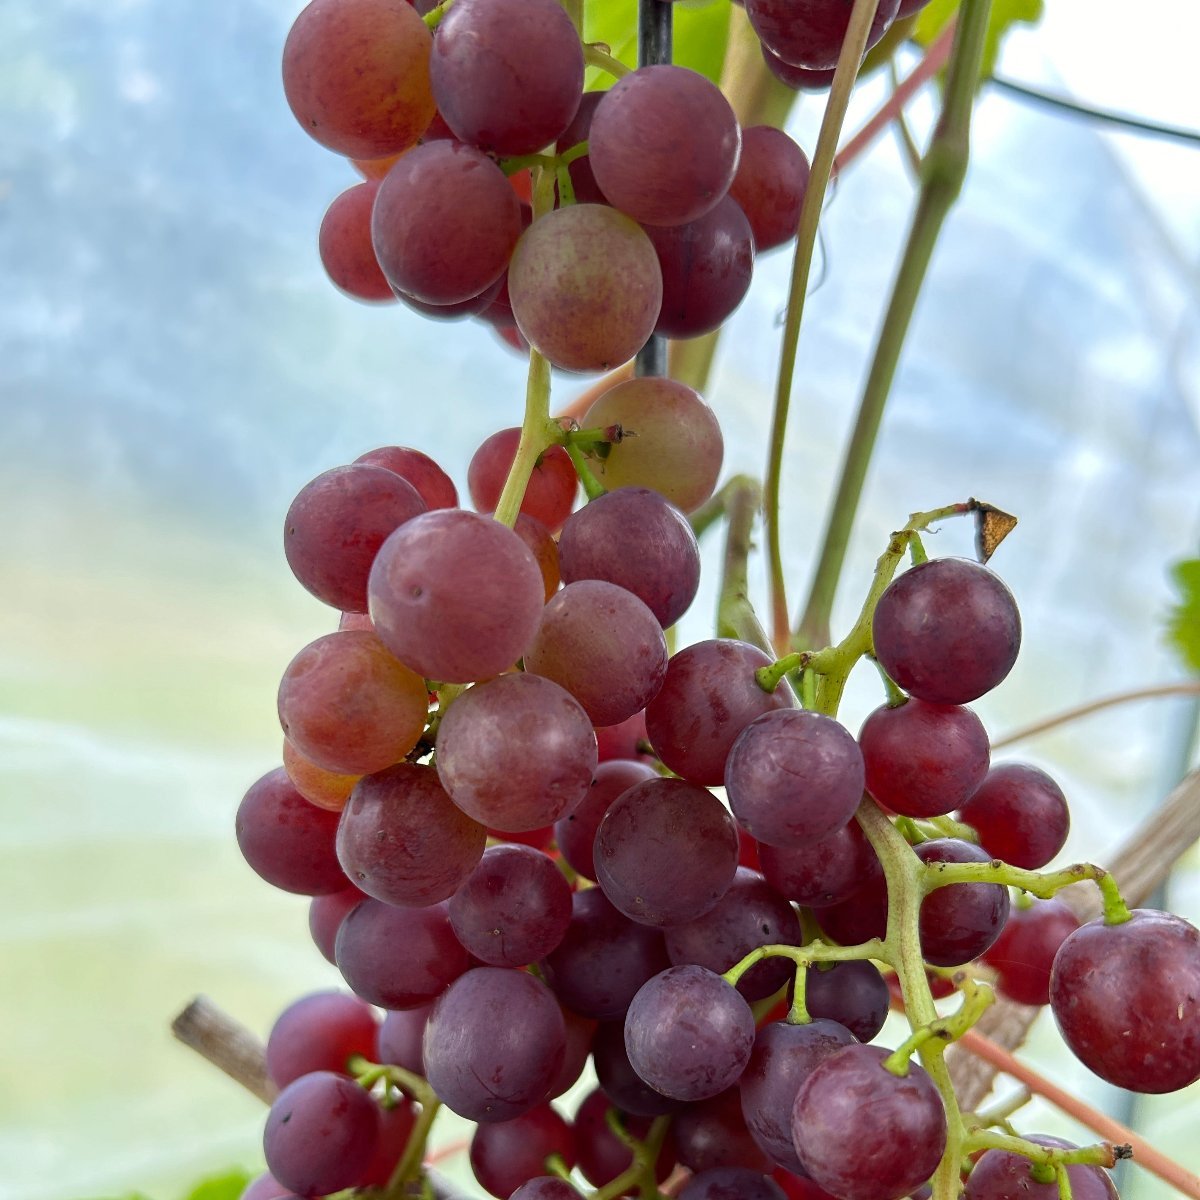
[221,3,1200,1200]
[286,0,822,368]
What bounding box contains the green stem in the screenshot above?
[493,166,558,529]
[584,44,632,79]
[921,860,1133,925]
[795,0,995,651]
[565,440,607,500]
[715,475,774,655]
[385,1096,443,1198]
[587,1115,671,1200]
[882,976,995,1074]
[421,0,454,29]
[765,0,884,654]
[689,474,754,540]
[721,937,889,989]
[963,1130,1119,1171]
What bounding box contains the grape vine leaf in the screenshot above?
[913,0,1044,80]
[582,0,730,89]
[1167,559,1200,674]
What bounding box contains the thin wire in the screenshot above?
[988,73,1200,147]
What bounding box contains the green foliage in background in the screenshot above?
[914,0,1044,79]
[1167,559,1200,674]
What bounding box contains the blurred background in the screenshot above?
[2,1,1199,1197]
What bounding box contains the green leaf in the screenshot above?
[582,0,730,89]
[1167,559,1200,675]
[914,0,1044,81]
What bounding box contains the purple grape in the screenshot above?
[1049,909,1200,1093]
[738,1018,854,1174]
[757,819,881,909]
[673,1087,773,1173]
[546,1004,597,1100]
[573,1089,677,1188]
[510,1180,585,1200]
[872,558,1022,705]
[372,141,521,305]
[423,967,567,1122]
[680,1168,786,1200]
[236,768,346,896]
[524,580,669,727]
[804,961,889,1043]
[376,1002,434,1074]
[665,867,804,1001]
[553,759,658,881]
[725,709,864,848]
[284,464,426,613]
[647,195,755,339]
[859,698,990,819]
[958,763,1070,870]
[447,844,573,967]
[436,673,597,832]
[916,839,1010,967]
[335,898,469,1009]
[965,1136,1117,1200]
[540,887,671,1020]
[728,126,810,252]
[557,486,702,628]
[593,1020,684,1117]
[981,898,1080,1007]
[266,991,379,1089]
[589,65,740,227]
[337,762,486,907]
[745,0,902,71]
[354,445,458,510]
[469,1103,577,1199]
[430,0,582,156]
[792,1044,946,1200]
[368,508,545,684]
[595,777,739,928]
[309,885,367,963]
[263,1071,380,1197]
[624,965,756,1102]
[645,639,795,785]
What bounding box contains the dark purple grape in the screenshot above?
[337,763,486,906]
[554,759,658,881]
[665,867,804,1001]
[1050,909,1200,1093]
[510,1180,585,1200]
[725,709,864,848]
[436,674,597,832]
[263,1071,380,1196]
[368,507,545,685]
[525,580,668,727]
[745,0,902,71]
[238,1173,290,1200]
[282,0,435,159]
[373,141,522,304]
[581,381,724,514]
[507,204,663,373]
[645,640,795,785]
[540,886,671,1020]
[470,1103,576,1198]
[916,839,1010,967]
[266,991,379,1089]
[423,967,567,1121]
[335,898,469,1009]
[982,898,1081,1007]
[593,1020,684,1117]
[872,558,1022,705]
[556,91,606,205]
[557,487,701,628]
[859,699,990,819]
[680,1168,786,1200]
[965,1136,1117,1200]
[595,777,739,928]
[624,965,756,1101]
[757,819,881,909]
[277,631,429,775]
[594,711,651,763]
[738,1018,854,1174]
[319,181,396,303]
[646,196,755,339]
[430,0,582,156]
[803,961,889,1043]
[760,44,837,91]
[546,1005,597,1099]
[236,768,346,896]
[376,1002,434,1074]
[814,866,888,946]
[361,1099,419,1188]
[448,844,573,966]
[590,65,740,227]
[792,1044,946,1200]
[673,1087,773,1173]
[354,445,458,510]
[958,763,1070,870]
[309,885,367,963]
[728,126,810,252]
